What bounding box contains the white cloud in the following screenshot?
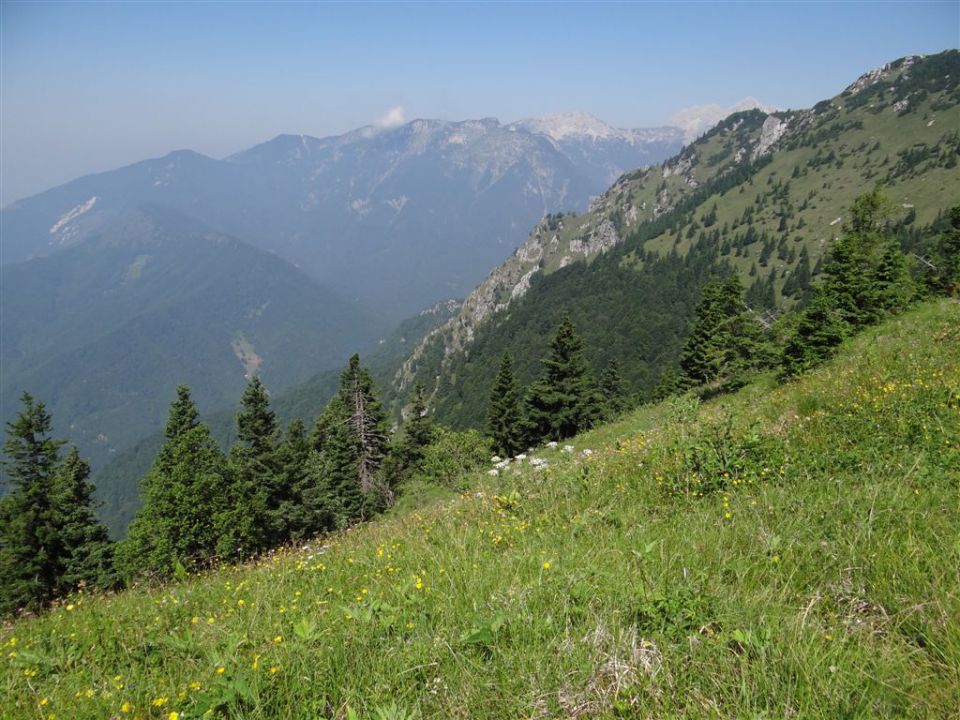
[376,105,406,128]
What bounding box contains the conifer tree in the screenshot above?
[525,316,600,442]
[0,393,66,613]
[780,287,850,377]
[225,375,280,551]
[388,383,436,484]
[821,186,911,327]
[0,395,114,614]
[310,355,391,520]
[119,386,233,578]
[930,206,960,295]
[679,276,772,392]
[276,419,315,539]
[487,352,525,456]
[52,448,116,594]
[599,358,628,419]
[341,354,390,503]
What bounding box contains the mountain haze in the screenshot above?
[0,206,386,471]
[2,116,684,318]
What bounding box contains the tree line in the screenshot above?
[2,188,957,616]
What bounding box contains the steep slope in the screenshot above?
[3,299,957,718]
[1,117,683,318]
[398,51,960,427]
[0,206,387,472]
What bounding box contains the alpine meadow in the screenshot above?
[1,5,959,718]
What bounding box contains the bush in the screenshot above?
[413,429,492,489]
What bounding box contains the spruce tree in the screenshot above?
[119,386,233,578]
[52,448,116,594]
[487,352,525,456]
[525,316,600,442]
[679,276,773,392]
[341,354,390,504]
[0,395,114,614]
[275,419,315,539]
[599,358,628,419]
[309,355,391,521]
[780,287,850,377]
[930,206,960,295]
[821,186,911,327]
[388,383,436,484]
[0,393,65,613]
[225,375,280,551]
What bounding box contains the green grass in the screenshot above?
[3,300,959,719]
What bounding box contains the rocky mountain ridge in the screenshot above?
[395,51,960,405]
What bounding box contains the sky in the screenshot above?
[1,0,957,205]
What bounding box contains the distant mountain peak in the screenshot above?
[513,112,622,142]
[668,97,778,142]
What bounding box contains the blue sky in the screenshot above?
[1,1,957,204]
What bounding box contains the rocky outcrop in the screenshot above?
[753,115,789,158]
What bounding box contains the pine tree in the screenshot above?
[487,352,525,456]
[225,376,280,551]
[309,355,391,521]
[52,448,116,594]
[679,276,773,392]
[0,395,115,614]
[525,316,600,442]
[0,393,65,613]
[780,287,850,377]
[930,206,960,295]
[275,419,315,540]
[599,358,628,419]
[388,383,436,485]
[341,354,390,504]
[119,386,234,578]
[821,186,911,327]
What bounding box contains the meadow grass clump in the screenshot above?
[2,300,958,719]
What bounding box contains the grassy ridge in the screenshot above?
[2,300,958,719]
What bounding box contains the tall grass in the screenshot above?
[2,300,958,719]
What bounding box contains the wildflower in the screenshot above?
[542,561,551,570]
[65,604,75,611]
[152,696,168,707]
[120,702,133,714]
[40,698,48,706]
[273,635,283,644]
[269,666,279,674]
[169,713,180,720]
[215,666,225,675]
[207,617,215,624]
[188,681,202,691]
[415,576,424,590]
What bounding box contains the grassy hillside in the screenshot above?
[3,299,957,719]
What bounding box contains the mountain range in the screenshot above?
[1,114,687,319]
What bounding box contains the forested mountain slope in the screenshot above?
[397,51,960,428]
[0,207,386,473]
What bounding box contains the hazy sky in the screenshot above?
[2,1,957,205]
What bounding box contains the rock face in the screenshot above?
[754,115,789,158]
